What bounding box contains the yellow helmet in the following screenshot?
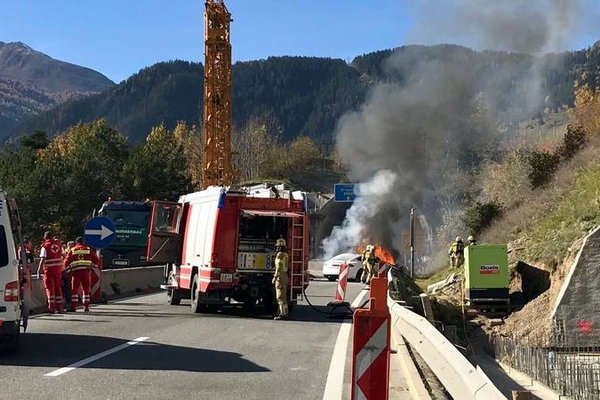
[276,238,286,247]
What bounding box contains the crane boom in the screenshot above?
[203,0,238,188]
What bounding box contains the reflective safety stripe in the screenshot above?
[69,260,92,267]
[72,249,90,255]
[354,318,388,399]
[44,258,63,267]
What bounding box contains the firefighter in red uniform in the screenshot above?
[64,236,99,313]
[37,231,65,313]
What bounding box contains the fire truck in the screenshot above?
[155,184,310,314]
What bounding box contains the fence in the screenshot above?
[486,334,600,400]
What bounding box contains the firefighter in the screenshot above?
[64,236,100,313]
[448,236,465,268]
[37,231,65,314]
[272,238,289,320]
[361,244,377,286]
[62,240,75,307]
[467,235,477,246]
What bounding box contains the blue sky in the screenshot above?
[0,0,598,84]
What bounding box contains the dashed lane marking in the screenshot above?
[45,336,149,377]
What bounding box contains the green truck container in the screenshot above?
[464,244,510,309]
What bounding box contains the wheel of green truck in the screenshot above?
[190,274,202,314]
[166,271,181,306]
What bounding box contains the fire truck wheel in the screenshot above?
[166,271,181,306]
[242,298,256,312]
[263,293,276,315]
[190,274,202,314]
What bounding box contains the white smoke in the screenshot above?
[321,170,398,259]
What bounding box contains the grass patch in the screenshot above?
[523,162,600,263]
[481,136,600,265]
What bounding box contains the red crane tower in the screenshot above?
[203,0,238,188]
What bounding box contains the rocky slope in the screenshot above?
[0,41,114,134]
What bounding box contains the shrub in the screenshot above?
[461,200,503,236]
[556,124,587,161]
[527,150,560,189]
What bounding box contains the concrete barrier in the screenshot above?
[101,266,165,297]
[28,265,165,313]
[387,294,506,400]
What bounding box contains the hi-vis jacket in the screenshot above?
[362,249,376,266]
[64,244,100,273]
[448,241,464,256]
[40,238,64,269]
[274,251,289,278]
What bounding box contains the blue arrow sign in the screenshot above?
[334,183,357,202]
[84,216,116,249]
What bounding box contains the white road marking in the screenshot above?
[323,288,368,400]
[45,336,149,377]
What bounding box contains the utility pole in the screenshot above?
[410,207,415,278]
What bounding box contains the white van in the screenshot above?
[0,192,26,350]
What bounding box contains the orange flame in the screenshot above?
[356,241,395,265]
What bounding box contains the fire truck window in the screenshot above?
[240,216,287,242]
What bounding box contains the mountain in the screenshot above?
[0,41,115,134]
[11,57,367,144]
[9,43,600,145]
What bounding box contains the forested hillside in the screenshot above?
[12,43,600,145]
[12,57,367,144]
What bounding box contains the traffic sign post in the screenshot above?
[84,216,116,249]
[334,183,357,202]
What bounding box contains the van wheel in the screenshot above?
[166,271,181,306]
[326,276,337,282]
[190,274,202,314]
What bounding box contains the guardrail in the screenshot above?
[387,294,506,400]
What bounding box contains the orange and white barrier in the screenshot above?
[334,262,349,303]
[351,277,391,400]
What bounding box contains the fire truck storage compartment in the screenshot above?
[237,210,300,271]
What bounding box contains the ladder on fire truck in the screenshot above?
[290,215,305,302]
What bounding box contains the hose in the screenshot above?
[301,284,357,316]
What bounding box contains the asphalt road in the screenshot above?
[0,279,364,400]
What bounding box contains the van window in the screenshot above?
[0,226,8,267]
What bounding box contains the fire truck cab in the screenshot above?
[155,184,310,314]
